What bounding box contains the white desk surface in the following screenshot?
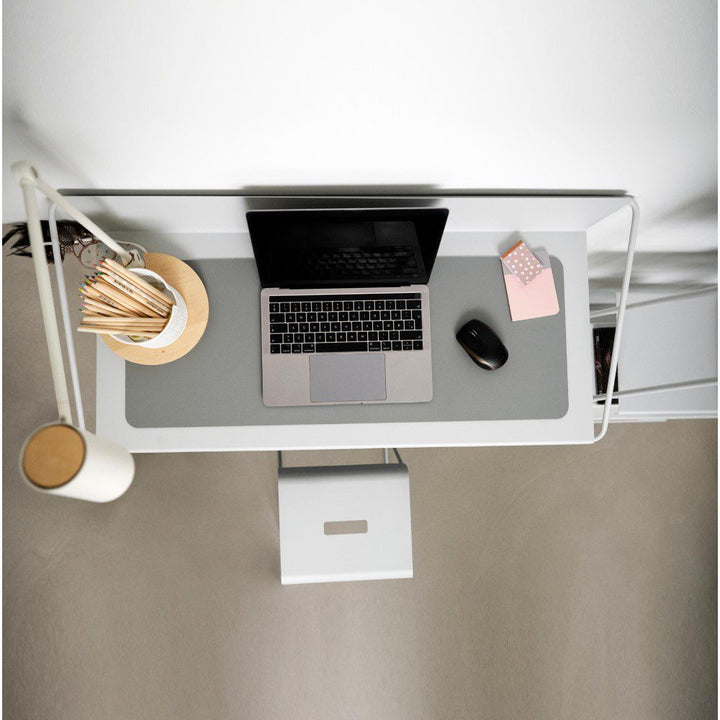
[79,192,639,451]
[96,227,594,452]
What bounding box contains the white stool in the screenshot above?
[277,450,413,585]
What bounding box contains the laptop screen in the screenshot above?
[248,208,448,289]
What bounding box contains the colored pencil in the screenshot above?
[101,258,174,306]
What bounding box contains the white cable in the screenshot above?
[49,204,86,430]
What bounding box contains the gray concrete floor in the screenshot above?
[3,248,717,719]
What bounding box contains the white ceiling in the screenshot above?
[3,0,717,284]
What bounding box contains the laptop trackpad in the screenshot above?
[310,354,387,403]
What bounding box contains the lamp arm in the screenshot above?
[11,161,132,263]
[16,177,73,423]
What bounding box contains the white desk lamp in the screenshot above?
[12,161,135,502]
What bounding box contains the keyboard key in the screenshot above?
[341,322,351,331]
[379,331,389,340]
[383,321,393,330]
[400,330,422,340]
[386,300,395,310]
[291,303,300,312]
[381,311,390,320]
[281,344,291,354]
[370,311,380,320]
[349,312,359,321]
[270,345,280,353]
[376,300,385,310]
[369,342,382,351]
[289,323,299,333]
[299,323,309,332]
[301,302,311,311]
[311,302,321,311]
[404,320,415,330]
[396,300,405,309]
[331,322,341,332]
[286,312,296,323]
[315,342,368,353]
[339,312,349,321]
[280,303,290,313]
[270,313,284,323]
[291,344,302,353]
[283,334,293,343]
[343,301,353,310]
[402,310,411,319]
[352,322,361,331]
[328,312,338,321]
[381,341,391,351]
[413,341,423,350]
[369,331,378,341]
[363,321,372,330]
[294,333,304,343]
[407,300,421,309]
[402,341,413,351]
[269,303,279,312]
[321,323,330,332]
[373,321,383,330]
[270,334,283,343]
[394,321,404,330]
[297,312,307,322]
[348,332,357,341]
[307,312,317,322]
[391,310,401,320]
[310,323,319,332]
[270,323,287,333]
[392,341,402,351]
[337,332,347,342]
[364,301,374,310]
[304,333,314,342]
[358,331,368,341]
[360,311,370,321]
[333,302,342,310]
[322,302,332,311]
[354,301,364,310]
[318,312,328,322]
[390,331,399,340]
[326,332,336,342]
[316,333,326,343]
[302,344,315,353]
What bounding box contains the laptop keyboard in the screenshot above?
[268,293,424,354]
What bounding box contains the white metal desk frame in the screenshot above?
[45,192,639,450]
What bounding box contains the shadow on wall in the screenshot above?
[589,249,718,293]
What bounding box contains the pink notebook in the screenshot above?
[502,249,559,321]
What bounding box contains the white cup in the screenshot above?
[110,268,188,349]
[20,423,135,503]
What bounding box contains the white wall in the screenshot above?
[3,0,717,286]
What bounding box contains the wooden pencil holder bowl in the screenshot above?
[110,268,188,349]
[102,253,209,366]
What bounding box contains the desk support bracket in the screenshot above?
[593,198,639,442]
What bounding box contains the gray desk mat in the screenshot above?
[126,257,568,427]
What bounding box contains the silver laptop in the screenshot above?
[247,208,448,407]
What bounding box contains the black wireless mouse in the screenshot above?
[456,319,508,370]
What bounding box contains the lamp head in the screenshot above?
[11,161,39,185]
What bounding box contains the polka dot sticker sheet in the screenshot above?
[501,240,544,285]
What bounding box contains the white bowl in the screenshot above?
[110,268,188,349]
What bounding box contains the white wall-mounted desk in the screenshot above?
[54,192,634,452]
